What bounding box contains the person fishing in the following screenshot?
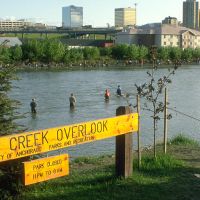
[104,89,110,101]
[30,98,37,113]
[116,85,122,96]
[69,93,76,108]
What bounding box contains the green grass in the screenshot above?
[170,134,199,147]
[17,144,200,200]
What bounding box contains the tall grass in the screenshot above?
[170,134,199,147]
[139,154,184,175]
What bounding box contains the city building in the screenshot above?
[62,5,83,28]
[162,16,178,26]
[115,7,136,27]
[183,0,199,29]
[115,24,200,49]
[0,19,32,29]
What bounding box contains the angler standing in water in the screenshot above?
[104,89,110,101]
[69,93,76,109]
[116,85,122,96]
[30,98,37,113]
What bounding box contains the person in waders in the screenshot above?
[104,89,110,101]
[30,98,37,113]
[69,93,76,109]
[116,85,122,96]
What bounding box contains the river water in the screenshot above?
[9,65,200,157]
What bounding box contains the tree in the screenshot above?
[0,66,24,199]
[169,47,182,65]
[83,47,100,60]
[135,61,177,158]
[181,48,193,63]
[193,48,200,63]
[138,45,148,65]
[157,47,170,63]
[127,44,139,61]
[44,39,65,63]
[111,44,129,60]
[99,47,112,57]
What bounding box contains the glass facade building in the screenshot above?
[62,5,83,28]
[183,0,199,29]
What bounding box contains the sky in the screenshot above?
[0,0,184,27]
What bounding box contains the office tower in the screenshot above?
[115,7,136,27]
[62,5,83,28]
[183,0,199,29]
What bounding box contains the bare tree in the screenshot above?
[135,46,177,158]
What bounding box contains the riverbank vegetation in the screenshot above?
[14,135,199,200]
[0,66,24,200]
[1,39,200,69]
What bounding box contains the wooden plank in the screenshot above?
[0,113,138,162]
[115,106,133,178]
[23,154,69,185]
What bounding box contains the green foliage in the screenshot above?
[0,66,20,135]
[138,45,148,61]
[157,47,170,62]
[1,40,200,66]
[170,134,199,147]
[140,154,184,175]
[10,45,23,61]
[0,66,24,199]
[111,44,128,59]
[99,47,112,57]
[44,39,65,63]
[169,47,182,61]
[181,48,193,62]
[193,48,200,61]
[83,47,100,60]
[0,47,12,63]
[127,44,139,60]
[135,49,177,157]
[68,48,84,62]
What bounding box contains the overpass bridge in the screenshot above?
[0,27,123,39]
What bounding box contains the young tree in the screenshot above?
[135,47,177,158]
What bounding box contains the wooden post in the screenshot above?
[116,106,133,178]
[164,87,168,154]
[137,95,141,169]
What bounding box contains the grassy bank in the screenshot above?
[13,135,200,200]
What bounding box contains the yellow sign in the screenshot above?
[23,154,69,185]
[0,113,138,162]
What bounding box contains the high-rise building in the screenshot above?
[115,7,136,27]
[183,0,199,29]
[62,5,83,28]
